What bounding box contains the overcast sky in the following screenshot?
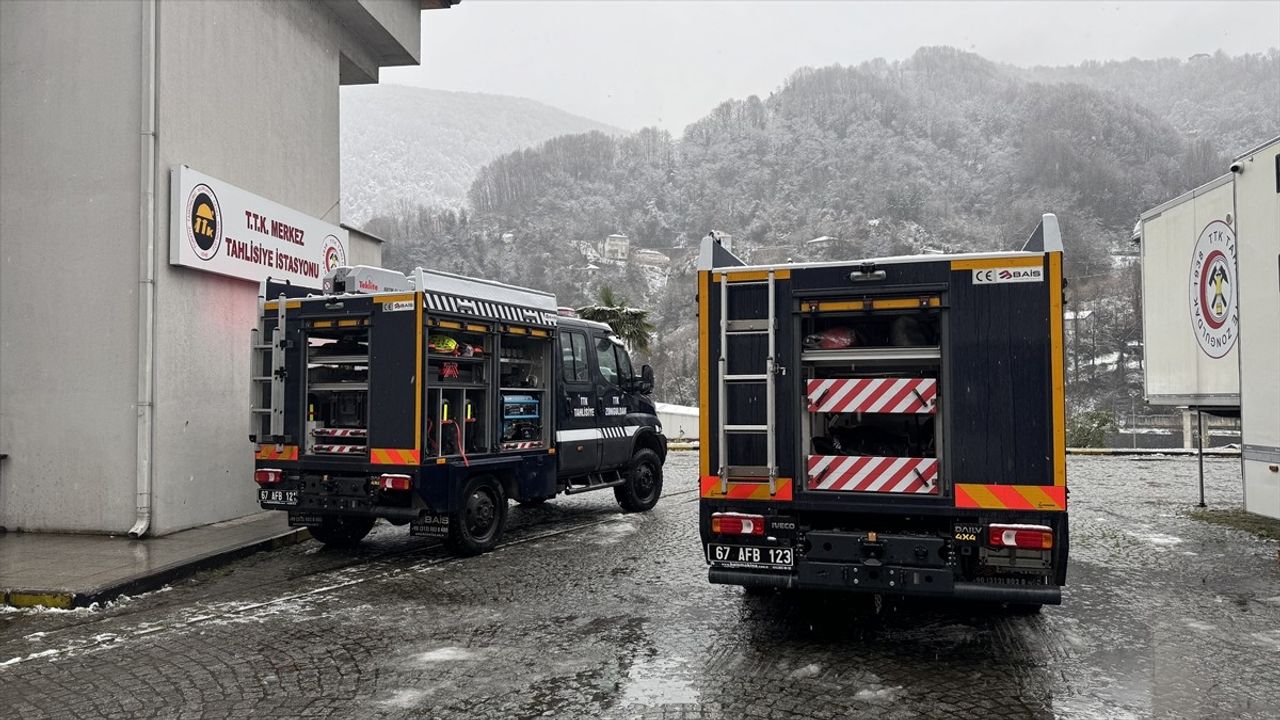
[382,0,1280,133]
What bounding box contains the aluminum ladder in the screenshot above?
[718,270,780,495]
[250,294,287,444]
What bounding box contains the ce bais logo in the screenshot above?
[186,184,223,261]
[972,266,1044,284]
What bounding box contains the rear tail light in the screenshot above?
[379,474,412,491]
[711,512,765,536]
[254,468,283,486]
[988,524,1053,549]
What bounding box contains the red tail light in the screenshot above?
[711,512,765,536]
[988,524,1053,549]
[254,468,283,486]
[379,474,412,491]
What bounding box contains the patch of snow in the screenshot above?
[1183,620,1216,632]
[0,648,59,667]
[788,663,822,679]
[416,647,474,663]
[854,686,902,702]
[1249,630,1280,651]
[1142,533,1183,546]
[379,689,427,709]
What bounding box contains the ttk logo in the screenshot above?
[185,183,223,261]
[1188,219,1238,359]
[321,234,347,273]
[972,265,1044,284]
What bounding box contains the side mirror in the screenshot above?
[638,364,655,395]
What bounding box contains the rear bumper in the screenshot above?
[709,562,1062,605]
[259,486,420,521]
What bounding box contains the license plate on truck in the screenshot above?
[259,488,297,506]
[707,544,794,568]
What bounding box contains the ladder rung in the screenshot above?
[723,465,772,478]
[250,408,271,414]
[726,319,769,332]
[251,376,272,382]
[725,374,767,381]
[252,344,272,350]
[724,424,768,432]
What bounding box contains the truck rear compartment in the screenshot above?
[699,223,1069,604]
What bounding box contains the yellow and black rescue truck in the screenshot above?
[698,215,1068,607]
[252,266,666,554]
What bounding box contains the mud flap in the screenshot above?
[410,513,449,538]
[288,512,324,528]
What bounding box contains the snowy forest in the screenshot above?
[356,48,1280,428]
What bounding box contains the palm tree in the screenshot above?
[576,286,655,352]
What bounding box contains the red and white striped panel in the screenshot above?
[502,441,544,450]
[313,428,368,438]
[312,444,366,455]
[806,378,936,414]
[806,455,939,494]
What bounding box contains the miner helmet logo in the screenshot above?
[185,184,223,261]
[321,234,347,273]
[1188,220,1238,359]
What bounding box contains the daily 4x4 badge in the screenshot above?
[1188,219,1238,359]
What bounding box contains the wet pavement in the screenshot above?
[1,454,1277,719]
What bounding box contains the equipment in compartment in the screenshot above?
[811,413,935,458]
[804,315,938,349]
[502,393,541,441]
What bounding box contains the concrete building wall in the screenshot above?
[1,0,415,535]
[347,235,384,268]
[0,0,144,533]
[149,0,350,534]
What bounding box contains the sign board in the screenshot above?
[1138,173,1239,407]
[170,166,347,288]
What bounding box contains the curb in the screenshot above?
[2,527,311,609]
[1067,447,1240,457]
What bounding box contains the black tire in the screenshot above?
[614,448,663,512]
[517,497,549,508]
[447,475,507,556]
[309,516,375,548]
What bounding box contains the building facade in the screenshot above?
[0,0,449,535]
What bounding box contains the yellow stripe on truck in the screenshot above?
[949,256,1043,271]
[1048,251,1066,486]
[698,270,711,477]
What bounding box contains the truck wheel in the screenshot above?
[309,516,375,548]
[447,475,507,556]
[615,448,663,512]
[517,497,549,507]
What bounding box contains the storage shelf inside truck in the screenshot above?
[801,347,941,363]
[309,382,369,391]
[307,354,367,365]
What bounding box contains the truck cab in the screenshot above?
[251,266,666,554]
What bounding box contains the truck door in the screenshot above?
[592,332,633,468]
[556,329,601,476]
